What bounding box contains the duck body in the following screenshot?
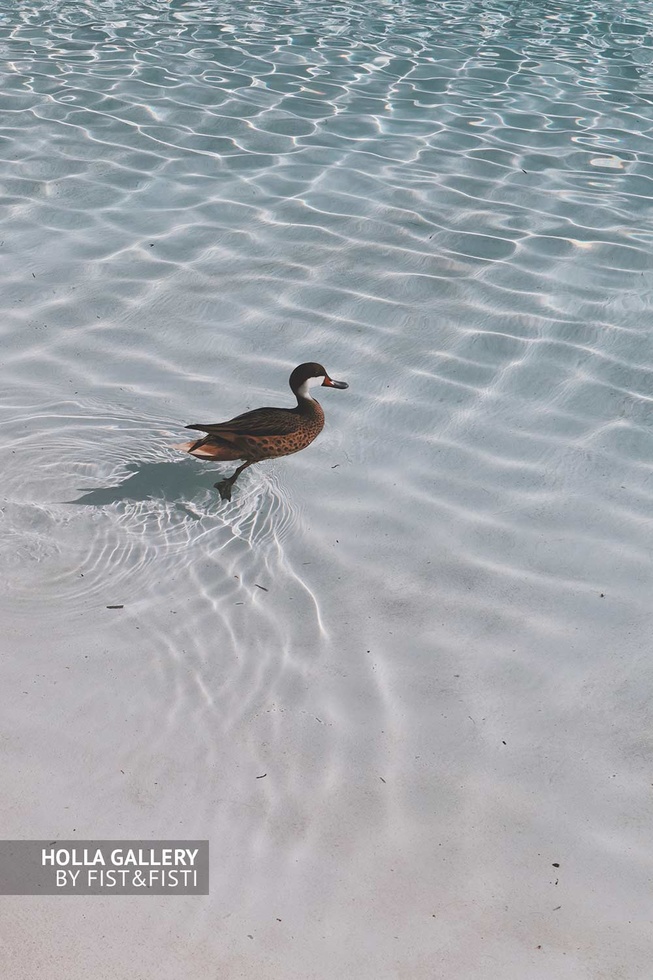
[176,362,348,500]
[181,398,326,462]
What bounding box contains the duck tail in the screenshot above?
[174,436,243,461]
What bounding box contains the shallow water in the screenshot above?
[1,0,653,976]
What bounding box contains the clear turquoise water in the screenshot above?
[1,2,653,976]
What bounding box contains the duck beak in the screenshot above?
[322,375,348,389]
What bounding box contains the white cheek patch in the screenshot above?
[297,375,325,398]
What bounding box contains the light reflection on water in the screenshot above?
[1,1,653,976]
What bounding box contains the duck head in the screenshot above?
[290,362,349,400]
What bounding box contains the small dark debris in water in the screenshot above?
[552,862,560,867]
[522,169,527,173]
[502,740,506,745]
[149,243,154,247]
[536,945,542,949]
[600,593,605,597]
[331,463,339,468]
[254,583,268,591]
[247,934,253,939]
[235,602,244,605]
[302,562,311,565]
[380,777,386,783]
[276,918,282,922]
[256,773,267,779]
[32,272,36,277]
[553,906,561,911]
[107,605,124,609]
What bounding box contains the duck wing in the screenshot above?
[186,406,301,438]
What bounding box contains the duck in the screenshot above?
[175,362,348,500]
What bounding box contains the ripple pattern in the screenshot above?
[1,1,653,978]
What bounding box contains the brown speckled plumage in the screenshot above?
[175,362,348,500]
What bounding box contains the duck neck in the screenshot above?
[295,391,323,416]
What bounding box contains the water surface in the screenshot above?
[1,1,653,977]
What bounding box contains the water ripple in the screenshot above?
[2,0,653,974]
